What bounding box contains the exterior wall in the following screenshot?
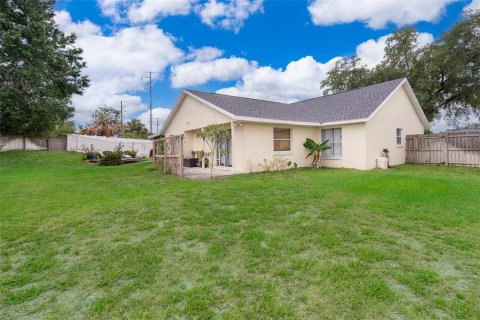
[164,96,232,136]
[320,123,367,170]
[232,122,368,172]
[232,122,319,172]
[163,95,232,158]
[365,85,425,169]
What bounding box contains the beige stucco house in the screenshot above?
[153,78,429,172]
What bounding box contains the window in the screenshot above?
[274,128,291,152]
[321,128,342,158]
[396,128,403,146]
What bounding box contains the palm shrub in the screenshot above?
[99,152,121,166]
[303,138,331,168]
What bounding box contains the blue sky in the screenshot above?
[54,0,479,131]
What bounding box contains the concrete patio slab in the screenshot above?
[184,167,237,179]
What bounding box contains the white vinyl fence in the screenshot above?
[67,134,152,156]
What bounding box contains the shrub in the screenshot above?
[99,152,121,166]
[258,157,290,172]
[123,150,137,157]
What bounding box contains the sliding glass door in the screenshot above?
[216,130,232,167]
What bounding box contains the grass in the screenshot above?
[0,151,479,319]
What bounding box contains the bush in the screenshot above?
[258,157,289,172]
[123,150,137,157]
[99,152,122,166]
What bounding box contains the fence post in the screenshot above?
[152,140,156,164]
[413,137,417,164]
[47,138,50,151]
[444,134,449,166]
[23,137,26,150]
[180,135,184,178]
[163,137,167,172]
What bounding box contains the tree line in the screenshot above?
[321,10,480,124]
[1,0,478,137]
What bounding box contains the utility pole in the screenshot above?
[145,72,153,134]
[119,100,124,125]
[156,118,159,133]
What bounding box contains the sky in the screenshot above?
[54,0,480,132]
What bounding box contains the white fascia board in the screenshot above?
[234,116,321,126]
[235,116,368,127]
[184,91,237,119]
[364,78,430,129]
[157,91,188,136]
[403,80,430,129]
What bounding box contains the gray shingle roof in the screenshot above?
[186,78,406,124]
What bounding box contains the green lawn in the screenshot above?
[0,151,479,319]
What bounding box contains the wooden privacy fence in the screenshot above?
[406,132,480,167]
[153,134,184,178]
[0,136,67,152]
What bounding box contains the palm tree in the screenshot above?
[303,138,331,168]
[124,119,149,139]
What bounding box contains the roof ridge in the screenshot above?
[185,89,288,105]
[289,77,406,105]
[186,77,406,106]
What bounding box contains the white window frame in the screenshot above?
[396,128,403,147]
[321,128,342,159]
[273,128,292,155]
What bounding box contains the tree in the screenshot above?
[91,106,120,124]
[0,0,89,137]
[80,106,122,137]
[321,57,372,95]
[197,124,231,179]
[303,138,331,168]
[124,119,149,139]
[47,120,76,137]
[321,10,480,123]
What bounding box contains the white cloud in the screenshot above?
[128,0,195,23]
[54,10,102,37]
[197,0,264,33]
[216,56,340,103]
[356,32,434,68]
[185,46,224,61]
[171,56,255,88]
[137,107,171,133]
[308,0,458,29]
[97,0,263,32]
[54,11,183,121]
[465,0,480,10]
[97,0,129,22]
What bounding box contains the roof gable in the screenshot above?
[156,78,429,137]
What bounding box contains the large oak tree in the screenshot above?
[321,10,480,123]
[0,0,89,136]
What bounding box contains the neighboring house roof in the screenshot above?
[154,78,429,137]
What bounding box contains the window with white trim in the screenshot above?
[273,128,291,152]
[321,128,342,158]
[396,128,403,146]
